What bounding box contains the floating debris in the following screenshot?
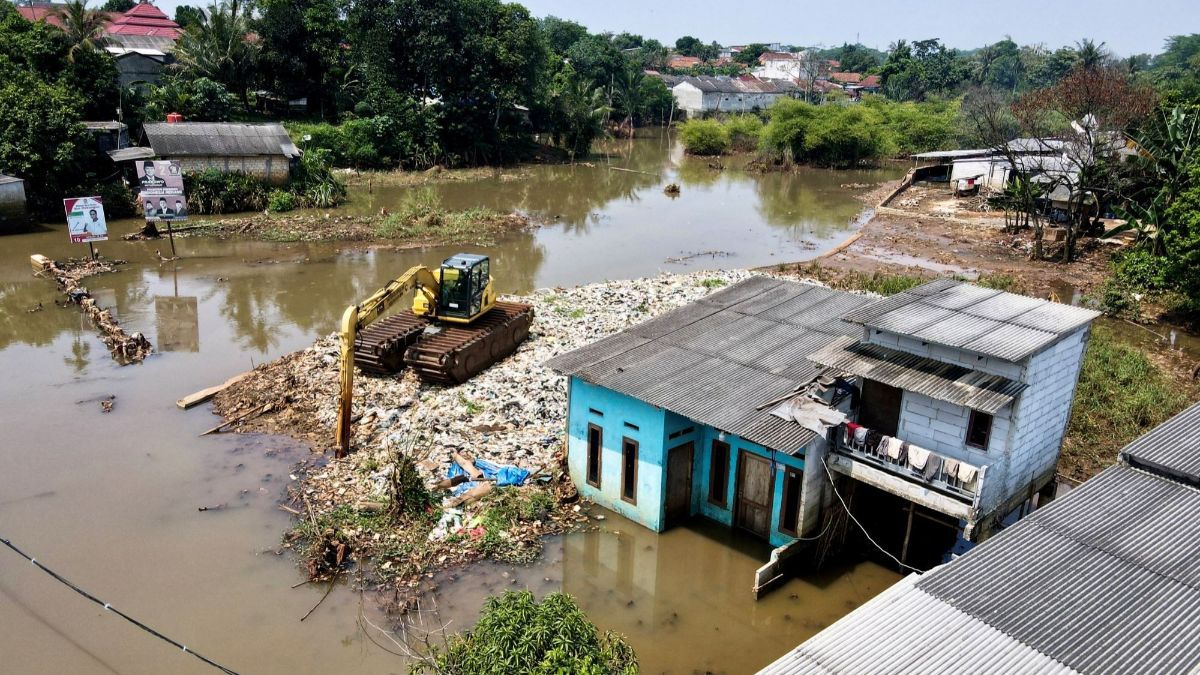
[32,256,152,364]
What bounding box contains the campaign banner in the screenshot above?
[136,160,188,222]
[64,196,108,243]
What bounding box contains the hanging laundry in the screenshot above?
[897,441,909,465]
[907,445,930,471]
[884,436,903,460]
[957,463,979,484]
[770,396,847,436]
[943,458,961,481]
[923,455,943,481]
[853,425,868,445]
[865,430,883,454]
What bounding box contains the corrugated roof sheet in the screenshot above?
[761,463,1200,675]
[144,122,300,158]
[758,574,1078,675]
[1119,400,1200,485]
[809,336,1025,414]
[0,174,22,185]
[840,279,1098,363]
[545,278,874,453]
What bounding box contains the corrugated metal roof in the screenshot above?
[840,280,1098,363]
[761,463,1200,675]
[916,465,1200,674]
[0,173,22,185]
[107,146,156,162]
[1119,400,1200,485]
[144,122,300,158]
[545,277,875,453]
[809,336,1025,414]
[758,574,1078,675]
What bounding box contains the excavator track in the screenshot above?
[404,301,534,385]
[353,312,431,375]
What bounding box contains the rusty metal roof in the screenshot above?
[809,336,1026,414]
[144,122,300,158]
[1120,401,1200,486]
[760,463,1200,675]
[841,279,1099,362]
[545,277,874,454]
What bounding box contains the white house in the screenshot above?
[671,76,796,116]
[810,279,1099,541]
[752,51,810,80]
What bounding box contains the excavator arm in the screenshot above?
[335,266,440,455]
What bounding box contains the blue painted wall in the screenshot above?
[567,377,810,547]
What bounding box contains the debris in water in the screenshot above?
[32,255,152,364]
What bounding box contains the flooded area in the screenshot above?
[0,132,902,674]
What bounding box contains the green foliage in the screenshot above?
[1160,161,1200,310]
[546,66,610,159]
[185,169,268,214]
[289,104,440,169]
[267,189,296,212]
[100,0,135,12]
[141,76,235,122]
[254,0,346,118]
[1112,248,1169,291]
[971,273,1023,293]
[173,5,205,30]
[172,0,260,108]
[817,43,885,74]
[862,97,960,155]
[374,189,505,241]
[698,278,727,289]
[733,43,769,66]
[723,115,763,152]
[760,99,893,168]
[678,119,730,155]
[1063,326,1191,477]
[0,68,90,215]
[414,591,637,675]
[880,39,970,102]
[290,150,347,208]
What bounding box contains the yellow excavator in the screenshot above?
[335,253,534,454]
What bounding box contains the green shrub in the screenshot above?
[678,118,730,155]
[267,189,296,212]
[414,591,637,675]
[185,169,268,214]
[1112,248,1169,291]
[289,150,347,209]
[724,115,763,152]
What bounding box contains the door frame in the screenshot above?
[664,441,694,529]
[734,449,774,539]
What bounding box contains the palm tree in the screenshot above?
[52,0,111,62]
[552,74,611,160]
[171,0,259,110]
[1074,39,1109,70]
[613,67,645,132]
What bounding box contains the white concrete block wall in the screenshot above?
[671,83,704,115]
[864,328,1024,381]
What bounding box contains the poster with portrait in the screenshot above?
[136,160,188,222]
[63,196,108,243]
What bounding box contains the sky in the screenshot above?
[510,0,1198,57]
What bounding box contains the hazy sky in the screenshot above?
[512,0,1196,56]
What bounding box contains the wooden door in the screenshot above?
[664,442,694,528]
[859,379,903,436]
[735,451,773,539]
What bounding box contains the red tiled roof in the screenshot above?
[827,59,841,69]
[758,51,797,63]
[106,2,182,38]
[17,5,69,28]
[830,72,862,83]
[859,75,882,88]
[667,55,702,69]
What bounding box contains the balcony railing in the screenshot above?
[833,424,982,504]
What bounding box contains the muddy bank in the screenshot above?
[130,209,533,246]
[210,270,757,604]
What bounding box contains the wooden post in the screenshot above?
[166,221,177,257]
[87,241,96,261]
[334,305,358,458]
[900,501,915,566]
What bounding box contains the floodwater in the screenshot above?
[0,131,901,674]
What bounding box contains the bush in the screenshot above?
[1112,248,1169,291]
[414,591,637,675]
[724,115,763,152]
[678,118,730,155]
[289,150,347,209]
[267,189,296,212]
[288,112,441,170]
[185,169,268,214]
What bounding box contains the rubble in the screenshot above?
[37,257,153,364]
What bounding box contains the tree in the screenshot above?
[172,0,260,110]
[540,15,587,55]
[254,0,347,118]
[100,0,135,11]
[1075,38,1110,70]
[828,42,883,74]
[174,5,205,30]
[51,0,110,62]
[733,43,768,66]
[1150,34,1200,103]
[547,66,610,159]
[880,39,968,101]
[674,35,703,57]
[973,38,1023,92]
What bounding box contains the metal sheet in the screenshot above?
[1119,401,1200,485]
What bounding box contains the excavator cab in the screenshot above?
[414,253,495,323]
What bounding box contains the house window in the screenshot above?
[966,410,993,449]
[624,422,640,431]
[621,437,638,504]
[588,408,603,417]
[779,467,803,536]
[586,424,602,488]
[708,439,730,507]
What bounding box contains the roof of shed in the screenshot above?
[809,335,1026,414]
[0,173,23,185]
[674,76,796,94]
[840,279,1099,363]
[546,277,875,453]
[1119,400,1200,485]
[760,463,1200,674]
[143,122,300,158]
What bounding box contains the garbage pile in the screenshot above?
[39,257,153,364]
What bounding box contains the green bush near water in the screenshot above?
[413,590,637,675]
[723,115,764,152]
[678,118,731,155]
[182,151,346,215]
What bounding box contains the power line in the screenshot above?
[820,458,923,575]
[1,536,241,675]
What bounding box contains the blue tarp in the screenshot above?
[446,458,531,496]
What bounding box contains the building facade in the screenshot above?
[0,174,27,225]
[142,122,301,185]
[671,76,797,116]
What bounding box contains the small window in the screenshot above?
[708,440,730,507]
[624,422,640,431]
[966,410,993,449]
[779,467,803,536]
[621,437,638,504]
[586,424,602,488]
[588,408,604,417]
[668,426,695,440]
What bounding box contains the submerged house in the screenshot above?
[547,276,1098,581]
[671,76,797,116]
[141,122,302,185]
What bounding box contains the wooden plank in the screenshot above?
[30,254,52,273]
[445,482,493,508]
[177,370,254,409]
[452,451,483,480]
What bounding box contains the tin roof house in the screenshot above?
[141,122,301,185]
[547,276,1098,588]
[671,76,797,117]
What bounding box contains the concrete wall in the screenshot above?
[171,155,291,185]
[863,328,1024,380]
[115,53,166,88]
[672,83,705,115]
[0,179,27,224]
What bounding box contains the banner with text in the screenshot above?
[136,160,188,222]
[63,196,108,243]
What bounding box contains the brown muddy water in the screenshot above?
[0,132,901,674]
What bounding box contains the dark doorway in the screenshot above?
[859,379,903,436]
[664,442,694,528]
[734,451,773,539]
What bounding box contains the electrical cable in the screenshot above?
[820,458,923,574]
[1,536,241,675]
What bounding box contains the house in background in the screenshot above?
[671,76,796,116]
[83,121,130,155]
[141,122,301,184]
[666,55,702,70]
[753,51,809,80]
[548,276,1098,586]
[0,174,28,225]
